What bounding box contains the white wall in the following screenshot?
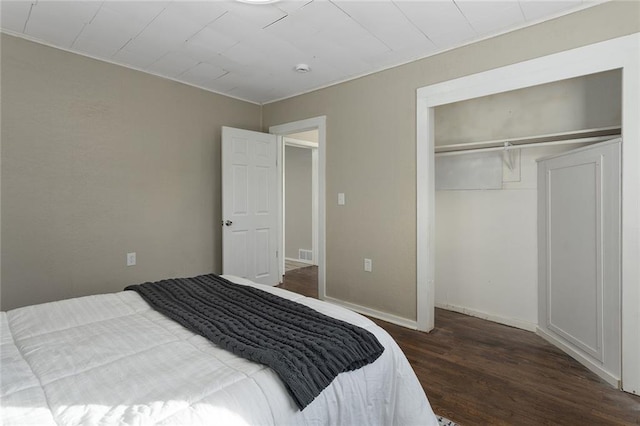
[435,146,578,329]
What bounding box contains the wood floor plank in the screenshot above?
[279,266,640,425]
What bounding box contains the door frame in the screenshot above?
[282,137,319,270]
[270,116,326,300]
[416,34,640,394]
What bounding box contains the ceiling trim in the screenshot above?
[1,1,608,106]
[0,28,262,106]
[261,0,608,105]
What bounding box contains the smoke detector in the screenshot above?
[295,64,311,73]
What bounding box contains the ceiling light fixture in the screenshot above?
[295,64,311,73]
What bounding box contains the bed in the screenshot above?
[1,274,438,425]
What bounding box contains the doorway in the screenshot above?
[283,133,318,274]
[269,116,327,300]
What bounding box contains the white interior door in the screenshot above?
[537,139,621,386]
[222,127,279,286]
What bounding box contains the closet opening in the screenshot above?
[432,70,622,385]
[416,35,640,395]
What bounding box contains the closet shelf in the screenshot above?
[434,126,621,155]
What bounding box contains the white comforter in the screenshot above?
[1,275,437,425]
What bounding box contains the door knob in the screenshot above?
[225,220,233,226]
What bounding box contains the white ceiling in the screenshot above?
[1,0,605,104]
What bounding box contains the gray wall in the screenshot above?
[285,145,312,260]
[262,1,640,321]
[0,34,261,310]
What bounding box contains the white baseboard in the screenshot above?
[435,302,538,332]
[536,327,620,388]
[284,257,314,265]
[323,296,418,330]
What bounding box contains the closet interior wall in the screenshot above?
[433,70,622,330]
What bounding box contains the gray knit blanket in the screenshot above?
[124,274,384,410]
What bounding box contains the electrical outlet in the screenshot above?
[364,258,372,272]
[127,252,136,266]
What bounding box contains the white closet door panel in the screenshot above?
[537,139,621,385]
[547,159,602,359]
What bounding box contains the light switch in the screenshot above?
[338,193,345,205]
[127,252,136,266]
[364,258,372,272]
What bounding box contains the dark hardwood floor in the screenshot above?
[279,265,319,298]
[280,266,640,425]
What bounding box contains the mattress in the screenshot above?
[1,275,438,425]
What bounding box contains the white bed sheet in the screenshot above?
[1,275,437,425]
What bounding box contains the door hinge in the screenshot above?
[276,250,279,258]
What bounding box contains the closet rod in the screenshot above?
[434,135,620,157]
[434,125,621,153]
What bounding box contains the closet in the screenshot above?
[433,70,622,385]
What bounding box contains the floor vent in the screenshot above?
[299,249,313,262]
